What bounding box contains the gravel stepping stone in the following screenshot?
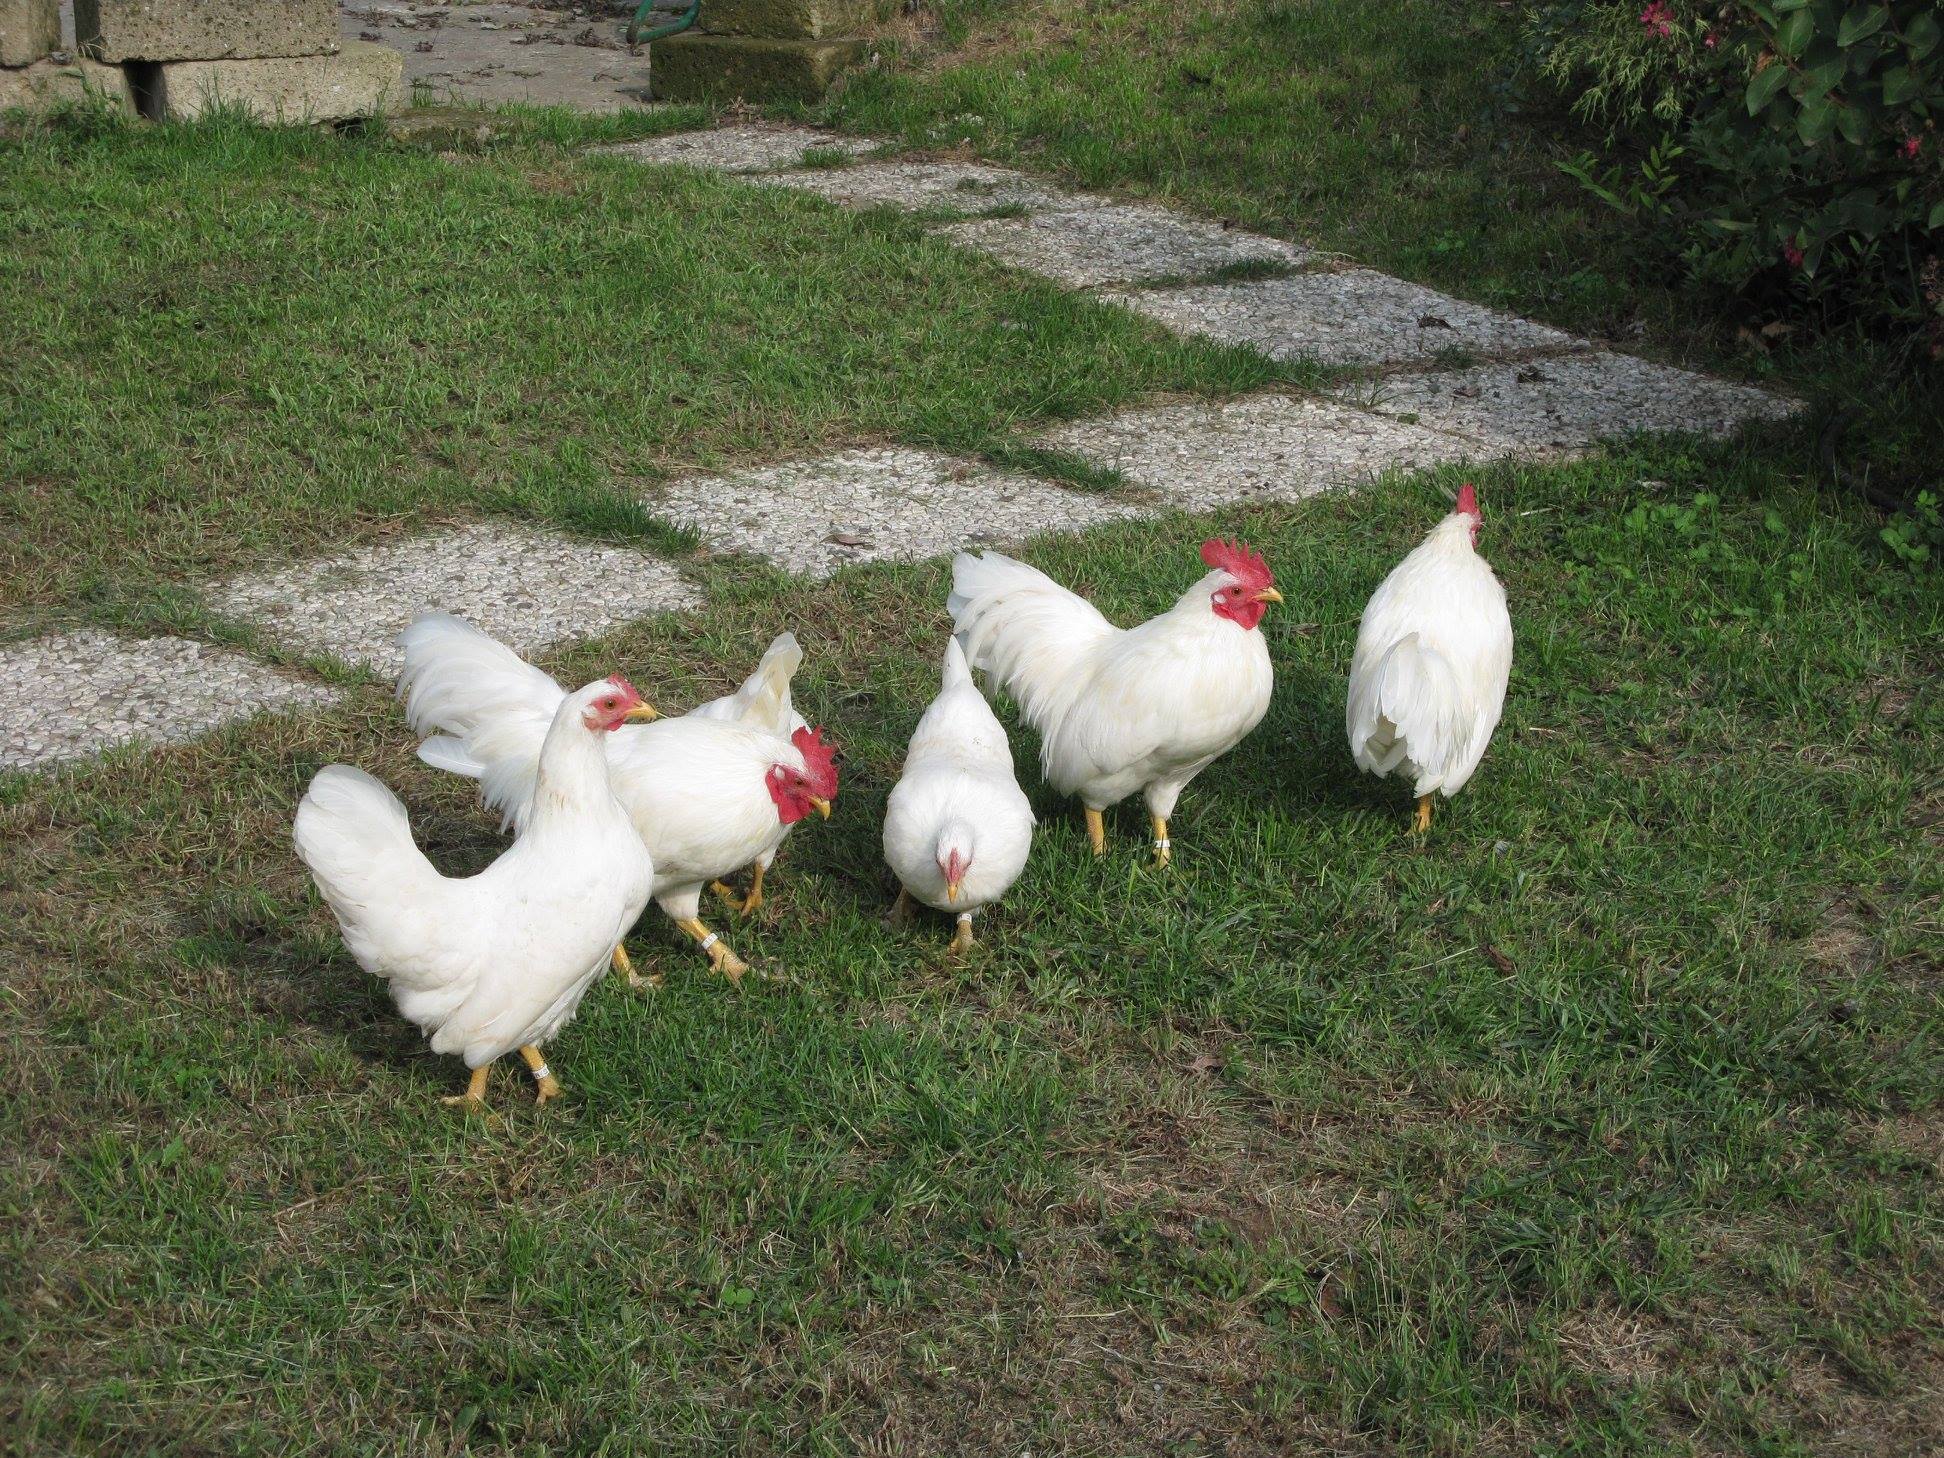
[754,160,1094,215]
[1335,352,1802,454]
[0,630,337,772]
[1036,394,1471,512]
[939,202,1312,287]
[208,523,689,675]
[642,448,1140,579]
[599,125,879,173]
[1107,269,1578,368]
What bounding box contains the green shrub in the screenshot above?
[1530,0,1942,340]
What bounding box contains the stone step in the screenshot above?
[1034,394,1472,512]
[1332,353,1804,454]
[599,124,879,174]
[0,630,338,773]
[752,160,1097,216]
[1105,270,1581,369]
[206,521,690,675]
[639,447,1140,579]
[939,202,1312,289]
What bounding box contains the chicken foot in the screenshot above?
[442,1065,490,1109]
[1150,813,1172,868]
[709,861,766,917]
[1084,806,1107,857]
[950,912,975,956]
[890,886,913,924]
[1413,795,1433,835]
[519,1045,562,1106]
[677,917,749,984]
[611,941,663,992]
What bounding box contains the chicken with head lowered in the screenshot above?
[883,635,1034,953]
[294,675,659,1108]
[685,631,809,917]
[1346,483,1512,832]
[948,539,1281,863]
[398,616,839,988]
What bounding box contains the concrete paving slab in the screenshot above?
[939,202,1311,287]
[1035,394,1471,511]
[1107,269,1579,368]
[208,522,689,675]
[599,123,877,172]
[642,448,1139,578]
[753,159,1097,215]
[0,631,338,772]
[1335,353,1802,453]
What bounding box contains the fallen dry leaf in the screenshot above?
[1482,944,1515,975]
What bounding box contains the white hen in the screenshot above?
[293,676,658,1108]
[1346,483,1512,831]
[949,539,1281,864]
[883,636,1034,953]
[398,616,838,987]
[686,632,810,915]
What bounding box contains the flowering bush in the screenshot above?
[1530,0,1943,339]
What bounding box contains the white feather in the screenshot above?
[883,637,1034,916]
[1346,512,1512,799]
[949,550,1273,823]
[399,617,814,928]
[294,682,655,1069]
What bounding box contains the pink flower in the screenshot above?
[1903,135,1922,160]
[1782,241,1805,269]
[1639,0,1673,37]
[1703,29,1718,48]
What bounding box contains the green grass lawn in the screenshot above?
[5,453,1939,1455]
[3,15,1942,1453]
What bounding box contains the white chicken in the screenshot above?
[397,616,838,987]
[686,631,810,916]
[883,636,1034,953]
[293,675,659,1108]
[949,539,1282,864]
[1346,483,1512,832]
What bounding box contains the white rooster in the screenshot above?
[1346,483,1512,832]
[883,636,1034,953]
[397,616,838,987]
[293,676,658,1108]
[686,632,810,916]
[949,539,1281,864]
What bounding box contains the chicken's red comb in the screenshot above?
[1199,538,1273,592]
[1455,483,1480,519]
[792,725,840,798]
[606,673,643,705]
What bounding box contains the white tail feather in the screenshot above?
[690,631,803,737]
[947,551,1115,736]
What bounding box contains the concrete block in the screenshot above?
[651,32,864,102]
[1,0,60,67]
[696,0,890,40]
[76,0,337,63]
[153,40,404,123]
[0,55,134,114]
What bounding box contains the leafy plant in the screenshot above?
[1529,0,1943,336]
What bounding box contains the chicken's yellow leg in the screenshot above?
[1413,795,1433,834]
[711,861,766,916]
[1084,806,1106,857]
[519,1045,562,1106]
[677,917,749,984]
[1150,813,1172,868]
[890,886,914,925]
[950,912,975,956]
[612,941,663,992]
[442,1065,490,1108]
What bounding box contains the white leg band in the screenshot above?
[698,932,719,953]
[957,911,973,926]
[1153,837,1170,850]
[529,1061,551,1082]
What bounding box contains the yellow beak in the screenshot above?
[623,702,660,723]
[1251,587,1283,605]
[808,796,832,819]
[945,879,962,902]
